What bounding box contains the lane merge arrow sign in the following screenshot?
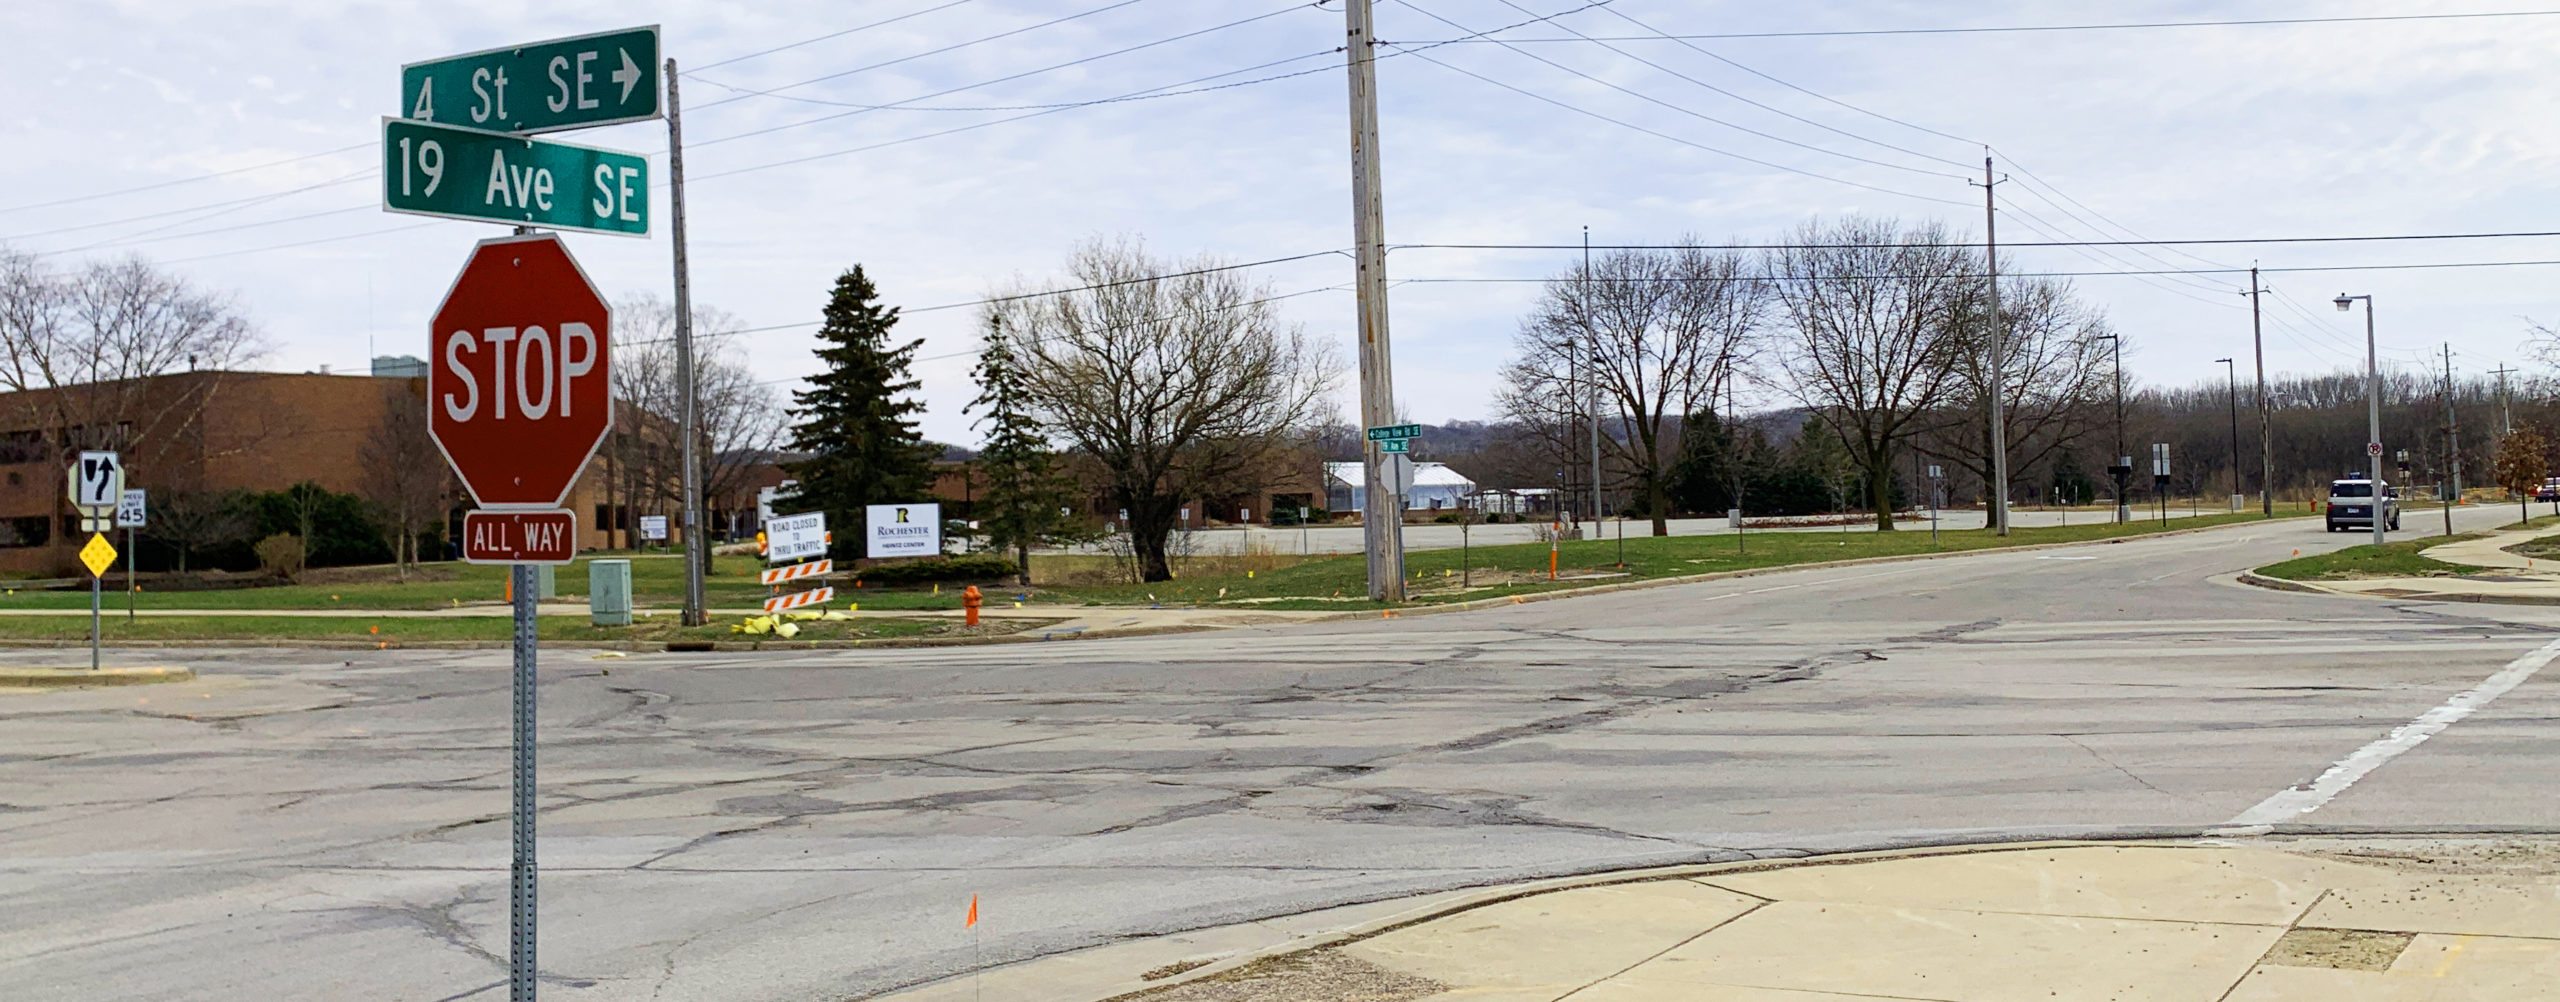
[70,451,121,511]
[382,118,649,235]
[402,26,661,134]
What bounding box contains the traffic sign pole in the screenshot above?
[508,563,538,1002]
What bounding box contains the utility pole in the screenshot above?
[2491,363,2517,436]
[1585,226,1601,542]
[1342,0,1404,602]
[2217,358,2239,510]
[1977,154,2011,535]
[2443,343,2463,503]
[667,59,708,627]
[2099,333,2128,522]
[2245,268,2272,516]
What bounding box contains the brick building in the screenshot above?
[0,364,637,575]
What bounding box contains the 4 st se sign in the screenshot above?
[401,26,660,134]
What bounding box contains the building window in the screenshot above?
[0,516,48,548]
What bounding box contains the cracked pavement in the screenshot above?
[8,506,2560,1001]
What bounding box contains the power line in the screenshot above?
[688,49,1341,113]
[1403,9,2560,43]
[1382,42,1972,206]
[0,143,372,217]
[1393,229,2560,251]
[1393,0,1967,179]
[689,0,1165,116]
[685,0,981,73]
[1495,0,1976,171]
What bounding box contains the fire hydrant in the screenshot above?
[962,584,982,627]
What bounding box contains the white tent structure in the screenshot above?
[1324,461,1477,512]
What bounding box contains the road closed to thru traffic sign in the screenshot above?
[430,232,614,509]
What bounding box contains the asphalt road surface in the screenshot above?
[8,507,2558,1001]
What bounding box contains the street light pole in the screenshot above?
[2336,294,2384,545]
[2217,358,2238,511]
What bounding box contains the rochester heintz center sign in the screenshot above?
[865,503,941,558]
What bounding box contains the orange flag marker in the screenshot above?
[965,894,979,928]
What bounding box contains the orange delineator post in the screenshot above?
[962,585,982,627]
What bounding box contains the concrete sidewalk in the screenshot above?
[878,838,2560,1002]
[2260,523,2560,604]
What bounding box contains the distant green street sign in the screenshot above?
[1378,438,1411,453]
[381,118,649,235]
[1367,424,1422,442]
[402,26,661,134]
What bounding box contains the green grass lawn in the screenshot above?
[0,612,1009,644]
[0,510,2302,616]
[1027,510,2310,610]
[0,553,980,613]
[2253,535,2488,581]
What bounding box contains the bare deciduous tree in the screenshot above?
[988,237,1338,581]
[1762,217,1977,528]
[361,382,452,581]
[1918,275,2114,506]
[609,294,787,560]
[1498,243,1763,534]
[0,247,263,459]
[143,489,247,574]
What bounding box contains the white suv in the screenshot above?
[2326,478,2400,532]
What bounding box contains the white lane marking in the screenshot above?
[2035,555,2099,561]
[2218,636,2560,831]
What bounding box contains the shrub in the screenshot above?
[852,554,1020,586]
[253,533,307,580]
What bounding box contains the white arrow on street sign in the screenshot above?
[69,451,121,511]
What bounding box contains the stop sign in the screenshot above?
[429,233,613,508]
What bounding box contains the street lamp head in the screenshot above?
[2334,295,2354,311]
[2215,357,2232,363]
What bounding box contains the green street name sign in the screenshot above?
[1366,424,1422,442]
[402,26,661,134]
[1378,438,1411,453]
[380,118,649,235]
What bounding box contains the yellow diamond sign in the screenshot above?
[78,533,116,578]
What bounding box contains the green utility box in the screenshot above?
[534,565,558,600]
[588,559,632,626]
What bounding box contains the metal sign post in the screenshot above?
[118,489,146,622]
[508,563,538,1002]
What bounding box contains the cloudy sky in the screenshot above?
[10,1,2560,445]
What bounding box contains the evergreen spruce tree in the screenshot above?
[786,266,937,560]
[968,317,1080,585]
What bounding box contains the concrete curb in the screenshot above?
[2233,569,2560,607]
[884,821,2488,1002]
[1357,514,2311,623]
[0,665,195,688]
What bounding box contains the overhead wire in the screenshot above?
[1395,0,1968,180]
[1379,42,1972,206]
[684,0,981,73]
[1403,9,2560,43]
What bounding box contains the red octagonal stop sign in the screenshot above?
[429,233,613,509]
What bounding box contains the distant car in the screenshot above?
[2326,478,2400,532]
[2536,477,2560,503]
